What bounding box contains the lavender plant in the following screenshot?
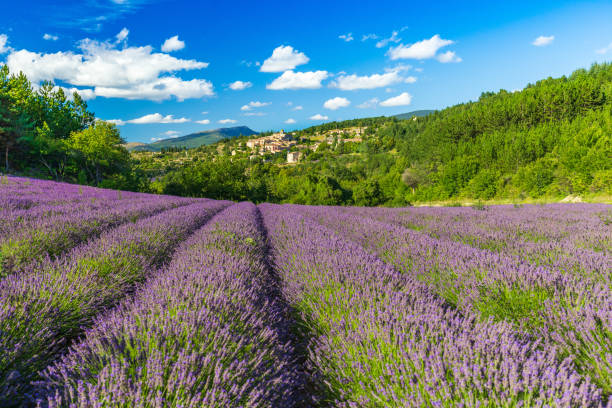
[36,202,303,407]
[0,200,229,403]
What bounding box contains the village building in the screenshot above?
[246,130,296,155]
[287,151,301,163]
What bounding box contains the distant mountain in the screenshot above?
[127,126,258,152]
[394,110,436,120]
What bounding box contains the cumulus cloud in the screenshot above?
[404,76,417,83]
[324,96,350,110]
[310,114,329,121]
[219,119,237,124]
[43,33,59,41]
[260,45,309,72]
[596,42,612,54]
[195,119,211,124]
[127,113,190,124]
[241,101,271,111]
[293,105,303,110]
[267,70,328,90]
[357,97,379,109]
[63,87,97,100]
[244,112,266,116]
[229,80,252,90]
[388,34,454,60]
[339,33,354,42]
[437,50,462,63]
[5,35,213,101]
[285,118,296,124]
[161,35,185,52]
[332,71,402,90]
[331,64,417,90]
[116,28,129,42]
[380,92,412,107]
[0,34,9,54]
[532,35,554,47]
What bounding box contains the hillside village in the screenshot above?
[133,125,371,175]
[238,126,367,163]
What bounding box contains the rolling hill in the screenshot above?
[128,126,258,151]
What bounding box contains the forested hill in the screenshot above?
[145,62,611,205]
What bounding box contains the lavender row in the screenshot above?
[0,196,192,277]
[0,200,229,403]
[0,176,154,209]
[35,202,302,407]
[295,204,612,396]
[364,204,611,273]
[260,203,605,407]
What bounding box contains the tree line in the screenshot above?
[0,66,142,189]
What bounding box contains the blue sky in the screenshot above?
[1,0,611,143]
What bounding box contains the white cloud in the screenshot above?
[310,114,329,121]
[380,92,412,107]
[362,33,379,41]
[260,45,309,72]
[376,31,401,48]
[106,119,126,125]
[437,50,462,63]
[196,119,211,124]
[331,65,416,90]
[229,80,252,90]
[285,118,296,124]
[161,35,185,52]
[244,112,266,116]
[357,98,379,109]
[532,35,554,47]
[63,87,97,100]
[388,34,454,60]
[5,36,212,101]
[241,101,271,111]
[43,33,59,41]
[162,130,180,137]
[331,71,403,90]
[596,42,612,54]
[293,105,303,110]
[324,96,350,110]
[404,76,417,83]
[150,137,163,142]
[94,77,213,101]
[116,28,129,42]
[0,34,9,54]
[339,33,354,42]
[267,70,328,90]
[125,113,190,124]
[219,119,237,124]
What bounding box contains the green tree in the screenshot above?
[67,121,130,184]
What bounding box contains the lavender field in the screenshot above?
[0,176,610,407]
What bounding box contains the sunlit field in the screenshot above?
[1,176,610,407]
